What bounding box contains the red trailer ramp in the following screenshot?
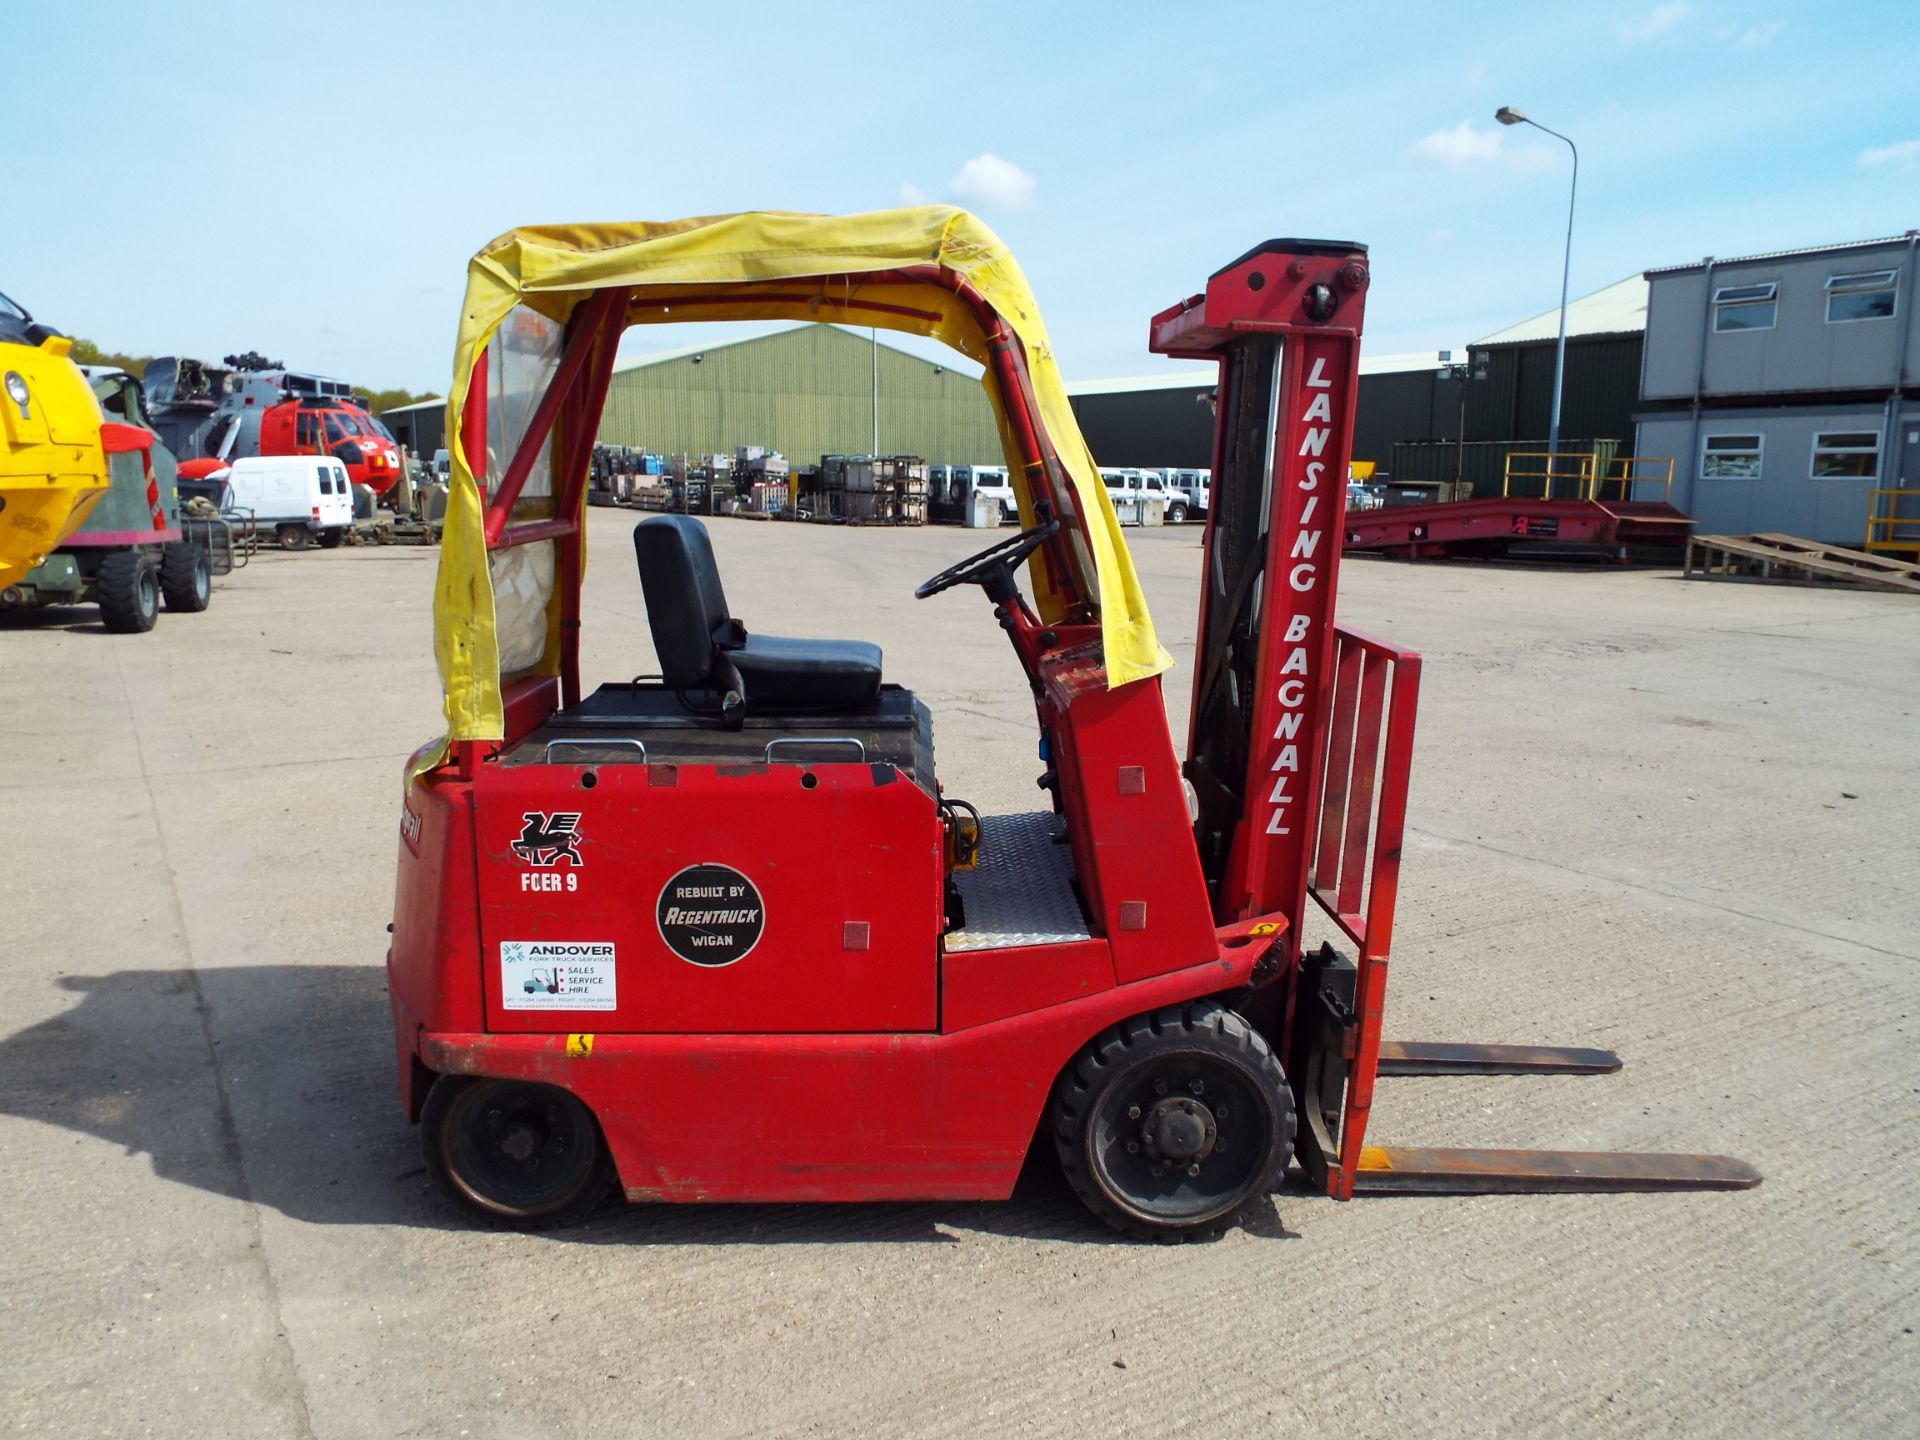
[1346,452,1691,560]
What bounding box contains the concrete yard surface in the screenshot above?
[1,514,1915,1438]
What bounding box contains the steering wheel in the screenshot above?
[915,520,1060,600]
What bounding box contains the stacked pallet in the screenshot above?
[817,454,928,524]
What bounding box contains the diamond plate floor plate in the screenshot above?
[944,811,1091,952]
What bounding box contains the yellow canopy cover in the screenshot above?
[433,206,1171,747]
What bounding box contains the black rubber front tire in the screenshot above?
[1051,1002,1295,1242]
[421,1076,613,1230]
[95,551,159,633]
[160,541,211,611]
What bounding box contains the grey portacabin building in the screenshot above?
[1636,232,1920,543]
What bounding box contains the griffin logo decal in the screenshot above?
[512,811,584,867]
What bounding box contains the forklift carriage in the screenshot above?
[388,209,1757,1239]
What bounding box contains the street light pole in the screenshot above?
[1496,106,1578,468]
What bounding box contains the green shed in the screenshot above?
[596,324,1004,465]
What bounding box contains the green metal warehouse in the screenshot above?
[595,324,1004,464]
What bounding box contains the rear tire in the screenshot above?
[95,551,159,633]
[421,1076,613,1230]
[276,523,310,550]
[160,542,211,612]
[1051,1001,1294,1242]
[316,527,346,549]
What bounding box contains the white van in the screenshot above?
[225,455,354,549]
[954,464,1017,525]
[1099,468,1176,524]
[1164,469,1211,523]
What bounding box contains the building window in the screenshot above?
[1810,430,1881,479]
[1712,282,1778,332]
[1826,269,1898,323]
[1701,433,1763,479]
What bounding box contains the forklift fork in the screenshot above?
[1288,945,1759,1198]
[1355,1034,1759,1195]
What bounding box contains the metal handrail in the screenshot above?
[1865,488,1920,556]
[1596,455,1675,504]
[765,737,867,763]
[1502,451,1675,504]
[1503,450,1595,501]
[543,737,648,763]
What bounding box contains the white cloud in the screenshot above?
[1408,120,1565,176]
[1618,1,1692,42]
[896,181,932,206]
[1859,139,1920,170]
[1714,18,1784,45]
[1408,120,1503,166]
[949,153,1036,212]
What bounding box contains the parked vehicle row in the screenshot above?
[927,462,1211,526]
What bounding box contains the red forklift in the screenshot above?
[387,211,1757,1239]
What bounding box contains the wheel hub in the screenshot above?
[498,1123,542,1163]
[1141,1096,1217,1164]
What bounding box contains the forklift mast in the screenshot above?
[1152,240,1373,937]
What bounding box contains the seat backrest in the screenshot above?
[633,515,734,689]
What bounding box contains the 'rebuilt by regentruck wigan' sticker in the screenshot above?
[500,940,617,1010]
[657,864,765,967]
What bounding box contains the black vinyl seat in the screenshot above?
[632,514,883,713]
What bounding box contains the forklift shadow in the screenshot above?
[566,1147,1300,1249]
[2,967,1303,1246]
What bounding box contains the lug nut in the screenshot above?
[1152,1079,1168,1096]
[1127,1105,1141,1120]
[1126,1141,1139,1154]
[1187,1164,1201,1176]
[1216,1106,1229,1119]
[1189,1079,1204,1095]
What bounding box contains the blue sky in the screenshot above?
[4,0,1914,394]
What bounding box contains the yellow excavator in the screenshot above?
[0,288,112,591]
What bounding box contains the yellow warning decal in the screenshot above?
[565,1033,595,1058]
[1248,921,1281,937]
[1357,1147,1393,1171]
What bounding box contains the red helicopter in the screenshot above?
[149,354,408,496]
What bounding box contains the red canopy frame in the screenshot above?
[458,269,1092,712]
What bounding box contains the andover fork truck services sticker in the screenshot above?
[500,940,617,1010]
